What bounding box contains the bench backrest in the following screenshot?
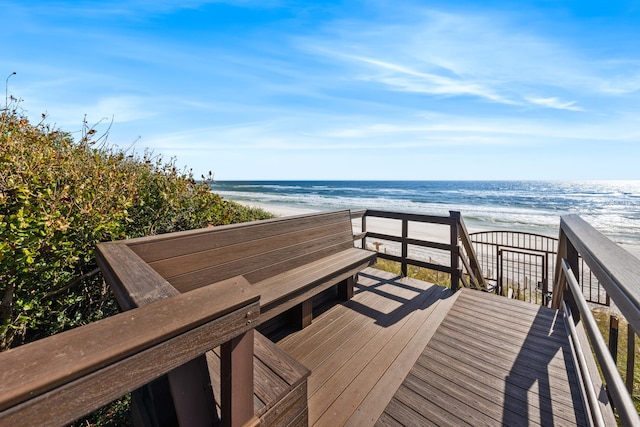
[126,210,355,293]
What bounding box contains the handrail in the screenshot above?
[356,209,485,291]
[0,278,259,427]
[560,260,635,425]
[451,211,488,290]
[562,295,606,426]
[553,214,640,426]
[555,215,640,333]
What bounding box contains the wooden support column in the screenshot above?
[627,326,636,394]
[338,276,355,301]
[401,219,408,278]
[449,212,461,292]
[220,330,254,427]
[295,299,313,329]
[168,356,219,427]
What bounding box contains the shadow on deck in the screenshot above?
[273,267,588,427]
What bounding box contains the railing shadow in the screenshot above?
[501,307,587,426]
[348,270,453,327]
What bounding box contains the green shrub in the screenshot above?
[0,110,273,350]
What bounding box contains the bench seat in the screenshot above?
[256,247,376,322]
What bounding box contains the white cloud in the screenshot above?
[341,55,515,104]
[526,97,584,112]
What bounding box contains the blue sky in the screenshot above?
[4,0,640,180]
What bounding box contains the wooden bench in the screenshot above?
[96,210,376,426]
[116,209,376,328]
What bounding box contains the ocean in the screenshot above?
[211,180,640,252]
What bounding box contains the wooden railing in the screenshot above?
[0,278,260,427]
[351,210,486,291]
[552,214,640,426]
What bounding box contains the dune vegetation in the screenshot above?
[0,107,273,352]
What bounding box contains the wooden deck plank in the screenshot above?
[412,351,533,425]
[276,268,455,427]
[436,315,580,384]
[445,309,571,355]
[276,269,385,349]
[278,286,399,369]
[402,372,502,427]
[418,343,585,420]
[451,298,568,338]
[388,383,473,427]
[344,284,458,426]
[378,288,589,426]
[274,270,589,427]
[309,284,448,425]
[315,285,452,426]
[409,354,582,426]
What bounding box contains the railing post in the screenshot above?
[449,212,460,292]
[362,212,367,250]
[401,218,408,277]
[542,255,549,307]
[565,237,581,322]
[609,316,619,364]
[627,326,635,394]
[221,329,255,427]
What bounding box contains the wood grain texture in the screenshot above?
[128,210,353,262]
[96,241,178,310]
[112,211,376,327]
[276,268,456,427]
[377,288,589,427]
[0,301,259,427]
[207,331,310,420]
[560,214,640,334]
[0,277,257,411]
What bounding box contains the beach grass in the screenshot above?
[372,257,451,288]
[592,310,640,414]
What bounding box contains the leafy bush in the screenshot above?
[0,110,273,350]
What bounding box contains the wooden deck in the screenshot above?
[276,267,589,426]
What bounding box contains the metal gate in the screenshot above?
[498,248,549,306]
[470,230,609,307]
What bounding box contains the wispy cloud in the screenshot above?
[335,54,515,104]
[526,97,584,112]
[301,6,640,109]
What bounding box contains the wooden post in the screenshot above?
[449,212,460,292]
[401,219,408,278]
[362,214,367,250]
[565,239,581,322]
[552,228,568,309]
[338,276,355,301]
[220,330,254,427]
[609,316,619,364]
[295,299,313,329]
[627,325,636,394]
[168,356,219,427]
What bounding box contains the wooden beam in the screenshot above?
[220,330,255,427]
